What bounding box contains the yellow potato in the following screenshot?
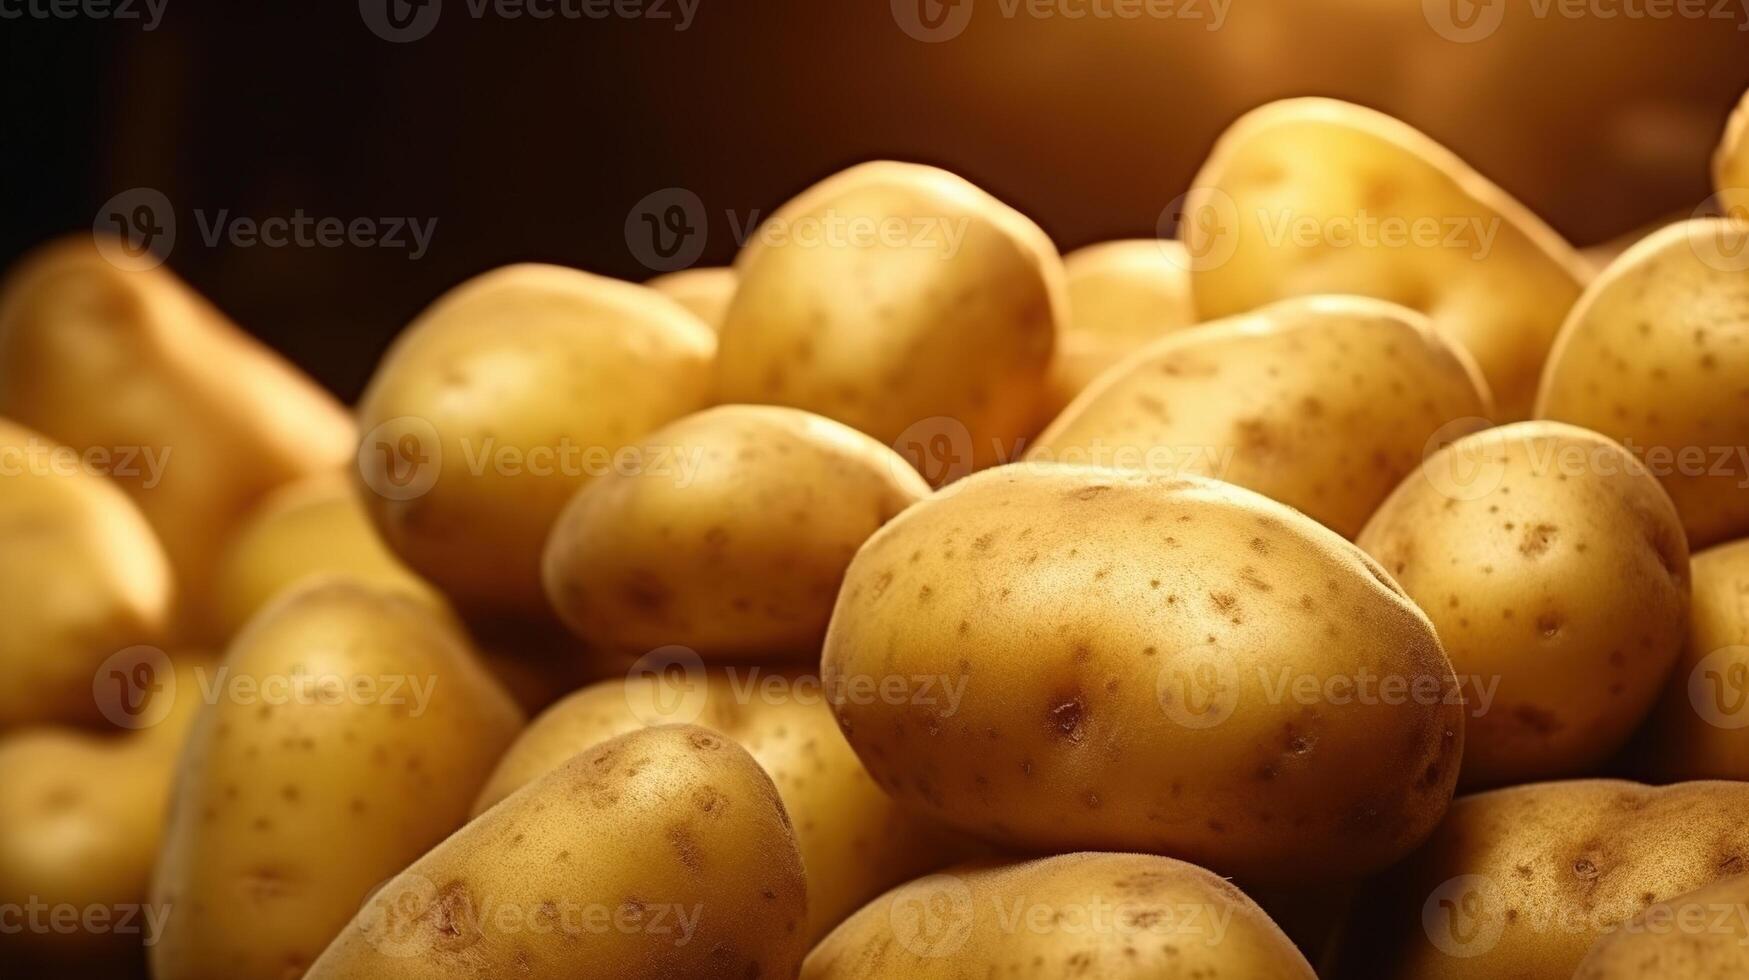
[1184,98,1588,419]
[822,466,1462,884]
[1536,219,1749,548]
[472,669,972,943]
[1717,88,1748,216]
[0,418,174,729]
[802,852,1316,979]
[0,237,356,633]
[646,267,736,331]
[305,725,808,979]
[1360,780,1749,980]
[355,264,715,617]
[1572,874,1749,979]
[1030,294,1492,538]
[718,161,1064,475]
[542,405,930,661]
[1637,537,1749,780]
[1045,240,1197,418]
[1356,421,1690,787]
[149,578,523,980]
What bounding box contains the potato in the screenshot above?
[1044,240,1197,418]
[472,669,972,943]
[1358,780,1749,980]
[0,418,174,729]
[646,267,736,331]
[1636,537,1749,780]
[355,264,715,617]
[1536,219,1749,548]
[149,577,524,980]
[305,724,808,979]
[0,237,356,634]
[802,852,1315,979]
[1183,98,1588,419]
[1030,295,1492,538]
[1572,874,1749,979]
[1356,421,1690,787]
[717,161,1064,475]
[210,470,439,639]
[1717,87,1748,216]
[822,466,1462,884]
[542,405,930,661]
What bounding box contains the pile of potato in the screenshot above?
[2,84,1748,980]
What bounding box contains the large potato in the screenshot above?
[646,267,736,331]
[542,405,930,661]
[1183,98,1588,419]
[717,161,1064,475]
[472,669,972,943]
[356,264,715,616]
[1044,240,1197,418]
[1359,780,1749,980]
[0,237,356,634]
[1572,874,1749,979]
[802,852,1316,979]
[149,578,523,980]
[1536,219,1749,548]
[1637,537,1749,780]
[1030,295,1492,538]
[305,724,809,979]
[1356,421,1690,787]
[1718,87,1748,216]
[822,466,1462,884]
[0,418,174,729]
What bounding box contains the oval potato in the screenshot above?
[1717,87,1748,216]
[646,267,736,331]
[1637,537,1749,780]
[1045,240,1197,418]
[1572,873,1749,979]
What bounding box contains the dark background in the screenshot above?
[4,0,1748,401]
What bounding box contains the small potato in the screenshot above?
[1184,98,1588,419]
[1636,537,1749,780]
[1030,294,1492,538]
[305,725,809,979]
[355,264,715,616]
[149,578,524,980]
[717,161,1064,474]
[1717,87,1748,215]
[0,237,356,633]
[1536,219,1749,548]
[472,670,973,943]
[1044,240,1197,418]
[0,419,174,729]
[822,467,1462,884]
[802,852,1315,979]
[646,266,737,330]
[1573,874,1749,979]
[542,405,929,661]
[1358,780,1749,980]
[1356,421,1690,787]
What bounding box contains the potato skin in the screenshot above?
[542,405,929,662]
[1044,240,1197,419]
[1637,538,1749,780]
[305,725,809,980]
[149,578,524,980]
[1031,294,1492,538]
[646,267,736,331]
[717,161,1064,474]
[1572,874,1749,980]
[1536,219,1749,548]
[802,852,1315,979]
[822,466,1462,884]
[1356,421,1690,787]
[356,263,715,616]
[1184,98,1587,419]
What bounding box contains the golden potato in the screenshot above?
[355,264,715,617]
[1636,537,1749,780]
[1360,780,1749,980]
[1044,240,1197,418]
[802,852,1315,979]
[149,578,523,980]
[542,405,930,661]
[717,161,1064,475]
[1356,421,1690,787]
[1536,219,1749,548]
[0,418,174,729]
[0,237,356,633]
[1717,87,1748,216]
[1183,98,1588,419]
[305,724,809,979]
[1030,294,1492,538]
[646,267,736,330]
[472,669,972,943]
[1572,874,1749,979]
[822,466,1462,884]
